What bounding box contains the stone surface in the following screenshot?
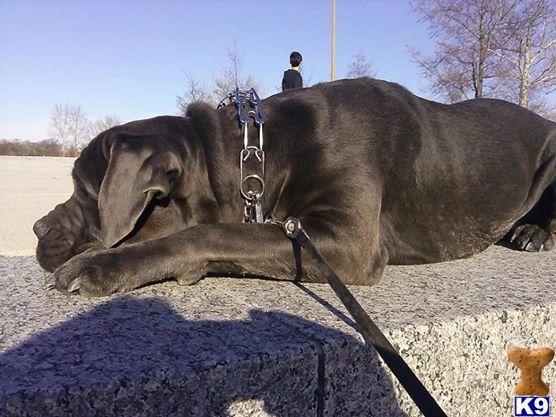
[1,249,555,417]
[1,156,555,416]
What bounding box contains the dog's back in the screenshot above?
[275,78,556,263]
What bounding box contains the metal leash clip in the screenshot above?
[234,87,267,223]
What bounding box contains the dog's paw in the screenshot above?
[48,251,130,297]
[510,224,554,252]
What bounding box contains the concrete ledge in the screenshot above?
[1,248,555,417]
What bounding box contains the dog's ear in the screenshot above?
[98,140,182,248]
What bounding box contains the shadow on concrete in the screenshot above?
[0,297,409,417]
[294,282,358,330]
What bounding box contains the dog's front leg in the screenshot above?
[51,221,367,297]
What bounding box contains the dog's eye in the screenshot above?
[166,169,179,180]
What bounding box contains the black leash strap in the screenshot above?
[274,217,448,417]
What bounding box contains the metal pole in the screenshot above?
[331,0,335,81]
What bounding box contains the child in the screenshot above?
[281,51,303,91]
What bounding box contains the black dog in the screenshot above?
[34,78,556,296]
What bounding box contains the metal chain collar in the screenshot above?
[219,88,268,223]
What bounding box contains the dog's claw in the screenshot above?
[44,275,55,290]
[67,278,81,293]
[525,242,535,252]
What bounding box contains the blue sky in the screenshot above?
[1,0,434,140]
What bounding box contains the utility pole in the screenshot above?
[331,0,336,81]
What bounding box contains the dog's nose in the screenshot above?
[33,218,52,239]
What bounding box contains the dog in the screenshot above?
[34,78,556,296]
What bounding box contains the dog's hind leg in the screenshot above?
[507,182,556,252]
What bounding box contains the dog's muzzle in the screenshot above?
[33,199,86,272]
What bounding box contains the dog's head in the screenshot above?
[34,114,217,272]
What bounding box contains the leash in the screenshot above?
[221,88,448,416]
[272,218,449,417]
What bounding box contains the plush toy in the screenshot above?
[508,346,554,396]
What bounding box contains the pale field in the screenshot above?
[0,156,75,256]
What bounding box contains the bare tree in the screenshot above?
[490,0,556,114]
[176,42,264,116]
[213,42,264,101]
[176,72,213,116]
[346,51,377,78]
[410,0,514,102]
[50,104,119,154]
[67,105,90,155]
[49,103,72,154]
[50,103,91,155]
[0,138,63,156]
[89,114,121,137]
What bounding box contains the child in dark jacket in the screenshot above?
[281,51,303,91]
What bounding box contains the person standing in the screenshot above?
[281,51,303,91]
